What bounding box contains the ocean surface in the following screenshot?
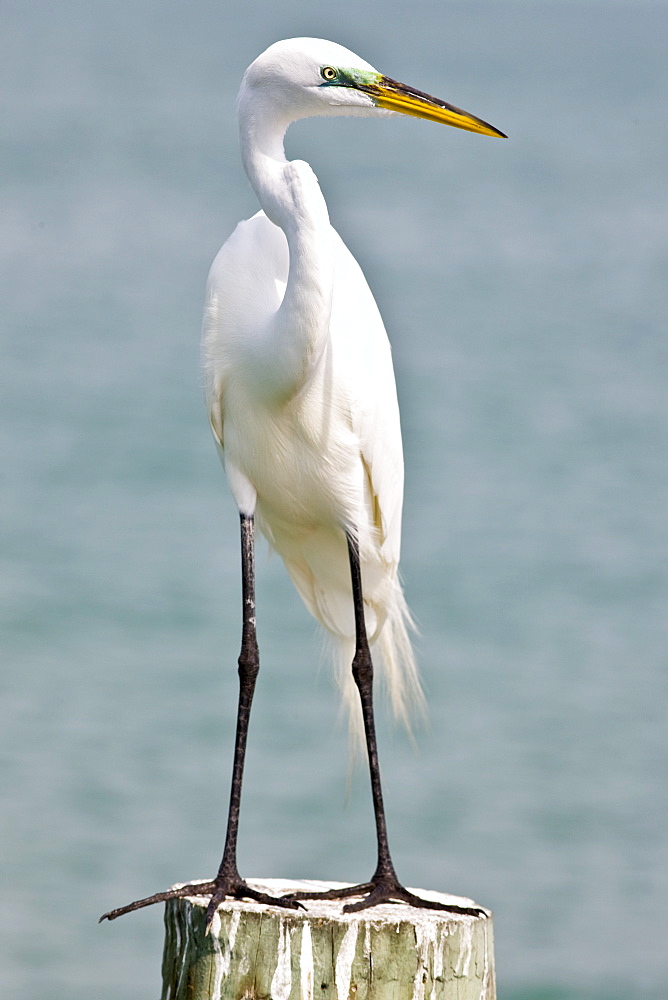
[2,2,666,997]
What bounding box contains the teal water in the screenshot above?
[2,1,666,997]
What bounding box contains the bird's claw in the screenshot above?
[100,877,304,929]
[284,878,487,917]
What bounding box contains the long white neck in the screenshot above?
[238,95,334,402]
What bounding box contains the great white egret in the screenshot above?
[101,37,505,929]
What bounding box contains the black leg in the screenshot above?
[285,531,486,917]
[100,513,301,928]
[347,530,397,890]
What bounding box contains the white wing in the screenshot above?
[329,229,404,570]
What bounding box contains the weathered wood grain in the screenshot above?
[161,878,495,1000]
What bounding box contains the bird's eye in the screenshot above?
[321,66,338,82]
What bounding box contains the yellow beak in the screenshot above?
[368,75,506,138]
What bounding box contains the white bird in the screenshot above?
[101,37,505,929]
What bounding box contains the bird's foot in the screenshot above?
[100,876,303,932]
[284,876,487,917]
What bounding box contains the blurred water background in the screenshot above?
[2,1,667,997]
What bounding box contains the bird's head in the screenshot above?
[239,37,506,139]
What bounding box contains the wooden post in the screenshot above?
[161,879,495,1000]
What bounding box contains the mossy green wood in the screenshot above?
[161,879,495,1000]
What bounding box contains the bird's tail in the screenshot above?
[328,582,426,756]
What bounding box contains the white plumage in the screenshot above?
[201,37,504,744]
[202,42,421,737]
